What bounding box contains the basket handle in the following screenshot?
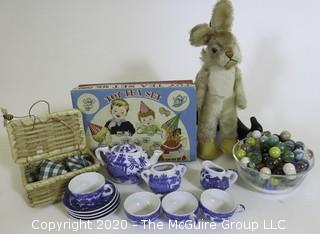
[27,100,51,130]
[4,100,82,152]
[29,100,81,152]
[28,100,51,117]
[1,100,50,127]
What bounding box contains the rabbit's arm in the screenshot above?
[195,67,209,111]
[234,67,247,109]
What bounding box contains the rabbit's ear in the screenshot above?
[189,24,213,46]
[211,0,234,32]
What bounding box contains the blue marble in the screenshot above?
[293,149,304,160]
[262,182,277,190]
[293,159,309,173]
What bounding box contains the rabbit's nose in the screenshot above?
[225,50,234,58]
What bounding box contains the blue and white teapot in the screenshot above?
[95,144,163,184]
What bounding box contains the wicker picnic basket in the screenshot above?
[3,102,100,207]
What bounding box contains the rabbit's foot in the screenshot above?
[198,139,218,160]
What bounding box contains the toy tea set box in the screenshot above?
[71,80,197,161]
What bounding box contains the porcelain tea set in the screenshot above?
[60,143,244,222]
[61,143,245,223]
[95,144,187,194]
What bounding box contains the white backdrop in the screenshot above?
[0,1,319,234]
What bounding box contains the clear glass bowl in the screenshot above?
[232,140,315,194]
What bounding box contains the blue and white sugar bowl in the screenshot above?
[124,192,161,224]
[200,161,238,190]
[95,144,163,184]
[162,191,199,223]
[141,162,187,194]
[200,189,245,223]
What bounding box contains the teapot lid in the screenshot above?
[112,144,140,154]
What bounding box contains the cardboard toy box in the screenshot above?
[71,80,197,161]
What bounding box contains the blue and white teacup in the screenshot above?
[162,191,199,223]
[200,189,245,223]
[200,161,238,190]
[124,192,161,224]
[68,172,114,206]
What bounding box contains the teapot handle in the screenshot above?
[141,169,151,184]
[226,169,238,185]
[95,146,109,166]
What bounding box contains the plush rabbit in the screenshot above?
[190,0,247,159]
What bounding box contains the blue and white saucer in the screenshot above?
[62,179,118,213]
[66,191,120,215]
[68,195,120,220]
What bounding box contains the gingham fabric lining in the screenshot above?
[27,155,93,183]
[66,155,92,171]
[38,160,68,180]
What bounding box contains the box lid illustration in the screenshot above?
[71,80,197,161]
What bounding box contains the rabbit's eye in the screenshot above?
[212,48,218,54]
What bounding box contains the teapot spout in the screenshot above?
[146,150,163,167]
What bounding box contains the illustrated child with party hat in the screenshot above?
[136,101,161,136]
[93,99,135,143]
[160,114,187,161]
